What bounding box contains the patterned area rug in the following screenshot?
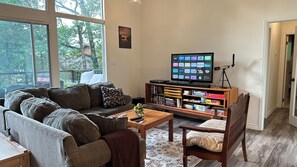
[145,128,201,167]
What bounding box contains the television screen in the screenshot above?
[171,52,214,83]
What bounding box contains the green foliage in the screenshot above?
[0,21,34,88]
[134,103,146,115]
[0,0,104,89]
[56,0,104,86]
[0,0,45,9]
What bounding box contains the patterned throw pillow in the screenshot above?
[101,86,126,108]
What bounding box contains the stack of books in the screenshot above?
[165,98,181,107]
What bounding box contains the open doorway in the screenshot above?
[265,20,297,121]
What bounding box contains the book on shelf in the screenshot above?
[206,93,224,99]
[152,95,164,104]
[217,109,225,116]
[176,99,181,108]
[151,85,164,94]
[164,98,181,107]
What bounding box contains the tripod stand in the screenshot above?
[217,67,232,88]
[215,54,235,88]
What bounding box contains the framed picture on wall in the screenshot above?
[119,26,131,49]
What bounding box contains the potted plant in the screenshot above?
[134,103,146,116]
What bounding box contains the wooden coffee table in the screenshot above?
[0,133,30,167]
[115,109,173,141]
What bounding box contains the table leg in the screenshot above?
[140,127,146,140]
[169,118,173,142]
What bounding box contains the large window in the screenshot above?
[55,0,103,19]
[58,18,104,87]
[0,0,106,96]
[0,21,50,97]
[0,0,46,10]
[55,0,105,87]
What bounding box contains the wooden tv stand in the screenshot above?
[145,83,238,119]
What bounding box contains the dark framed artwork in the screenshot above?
[119,26,131,49]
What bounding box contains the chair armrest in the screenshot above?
[179,125,225,133]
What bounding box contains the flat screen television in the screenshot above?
[171,52,214,83]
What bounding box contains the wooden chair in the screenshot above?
[179,93,250,167]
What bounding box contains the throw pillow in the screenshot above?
[48,84,91,110]
[101,86,126,108]
[87,81,115,107]
[84,113,128,135]
[4,90,34,113]
[20,97,61,122]
[43,108,100,145]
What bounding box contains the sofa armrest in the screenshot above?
[0,105,10,133]
[123,95,132,104]
[5,111,79,167]
[69,140,111,167]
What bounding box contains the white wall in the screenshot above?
[266,23,282,118]
[105,0,142,97]
[139,0,297,130]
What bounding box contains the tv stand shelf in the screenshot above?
[145,83,238,119]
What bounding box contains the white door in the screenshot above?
[289,27,297,127]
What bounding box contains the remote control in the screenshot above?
[135,118,144,123]
[130,116,142,121]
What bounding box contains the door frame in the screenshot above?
[263,19,297,130]
[289,26,297,127]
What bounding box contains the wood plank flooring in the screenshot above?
[155,108,297,167]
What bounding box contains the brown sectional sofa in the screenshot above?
[0,82,145,167]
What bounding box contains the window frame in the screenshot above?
[0,0,107,88]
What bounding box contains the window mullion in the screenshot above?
[102,25,107,81]
[30,24,37,87]
[47,0,60,87]
[0,4,48,24]
[55,12,104,24]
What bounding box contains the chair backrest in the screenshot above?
[222,93,250,154]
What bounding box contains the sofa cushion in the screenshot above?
[48,84,91,110]
[87,82,115,107]
[79,103,134,117]
[186,119,226,152]
[20,97,61,122]
[20,87,49,98]
[84,113,128,135]
[4,90,34,113]
[43,108,100,145]
[101,86,126,108]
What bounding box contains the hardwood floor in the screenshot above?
[155,108,297,167]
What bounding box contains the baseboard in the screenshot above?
[247,123,260,130]
[265,105,277,118]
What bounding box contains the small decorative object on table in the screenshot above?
[134,103,146,116]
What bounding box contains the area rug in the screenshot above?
[144,128,201,167]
